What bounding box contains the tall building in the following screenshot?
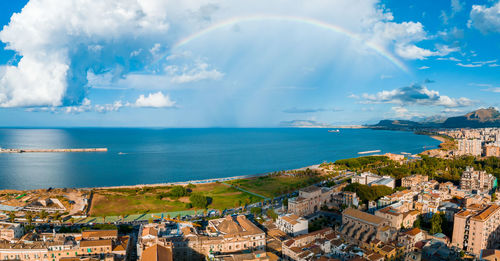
[460,167,496,193]
[484,145,500,157]
[457,139,482,156]
[452,204,500,255]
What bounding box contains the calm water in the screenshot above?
[0,128,440,189]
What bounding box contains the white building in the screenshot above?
[276,214,308,237]
[457,139,482,156]
[352,172,395,189]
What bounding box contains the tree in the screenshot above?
[169,186,188,198]
[25,212,33,225]
[266,208,278,221]
[492,192,497,202]
[429,213,442,235]
[8,212,15,222]
[250,207,262,216]
[40,210,48,220]
[189,193,208,208]
[413,216,422,228]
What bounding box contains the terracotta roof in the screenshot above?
[343,208,387,226]
[142,227,158,238]
[112,236,129,252]
[471,204,499,221]
[481,249,500,260]
[380,245,395,253]
[140,244,173,261]
[281,214,301,225]
[81,230,117,239]
[218,216,245,234]
[80,239,112,248]
[404,228,422,237]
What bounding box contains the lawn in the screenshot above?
[227,173,325,198]
[89,183,262,217]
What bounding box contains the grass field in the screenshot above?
[227,174,325,198]
[89,183,262,217]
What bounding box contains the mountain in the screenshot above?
[371,107,500,129]
[442,107,500,128]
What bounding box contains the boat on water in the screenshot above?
[118,152,128,155]
[328,129,340,133]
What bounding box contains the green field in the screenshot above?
[227,173,325,198]
[89,183,262,217]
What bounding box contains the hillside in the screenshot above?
[371,107,500,129]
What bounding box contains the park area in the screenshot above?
[226,170,327,198]
[89,182,263,217]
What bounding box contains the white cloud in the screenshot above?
[436,57,461,62]
[0,0,170,108]
[457,60,497,67]
[418,66,430,70]
[95,101,124,113]
[165,61,224,84]
[133,92,176,108]
[361,84,474,108]
[469,1,500,33]
[390,106,424,119]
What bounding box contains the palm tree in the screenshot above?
[40,210,48,221]
[25,212,33,225]
[8,212,15,222]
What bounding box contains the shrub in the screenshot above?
[189,193,208,208]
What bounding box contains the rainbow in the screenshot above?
[172,14,408,72]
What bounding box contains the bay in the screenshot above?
[0,128,440,189]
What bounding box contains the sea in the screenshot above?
[0,128,441,190]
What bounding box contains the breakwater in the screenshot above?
[0,148,107,153]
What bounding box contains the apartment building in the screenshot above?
[0,222,23,241]
[402,175,428,188]
[375,206,419,229]
[276,214,308,237]
[456,139,482,156]
[288,186,333,216]
[460,167,496,193]
[484,145,500,157]
[0,229,129,261]
[138,215,266,261]
[452,204,500,255]
[281,227,335,261]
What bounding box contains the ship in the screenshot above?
[328,129,340,133]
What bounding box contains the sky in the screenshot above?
[0,0,498,127]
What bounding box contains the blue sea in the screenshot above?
[0,128,440,190]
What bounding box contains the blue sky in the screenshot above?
[0,0,498,127]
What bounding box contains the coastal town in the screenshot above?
[0,128,498,261]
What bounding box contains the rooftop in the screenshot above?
[343,208,387,226]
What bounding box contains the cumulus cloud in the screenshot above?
[361,84,474,108]
[469,1,500,33]
[133,92,176,108]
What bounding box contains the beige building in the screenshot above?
[138,215,266,261]
[452,204,500,255]
[0,229,129,261]
[398,228,424,253]
[460,167,496,193]
[457,139,482,156]
[484,145,500,157]
[276,214,308,237]
[401,175,428,188]
[288,186,333,216]
[340,208,393,244]
[281,227,335,261]
[0,222,23,241]
[375,207,419,229]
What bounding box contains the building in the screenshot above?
[460,167,496,193]
[288,186,333,216]
[452,204,500,255]
[276,214,308,237]
[398,228,424,253]
[138,215,266,261]
[340,208,392,244]
[352,172,383,185]
[484,145,500,157]
[351,172,395,189]
[401,175,428,188]
[0,222,23,241]
[281,227,335,260]
[457,139,482,156]
[0,229,130,261]
[375,206,419,229]
[140,244,173,261]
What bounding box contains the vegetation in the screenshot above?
[322,156,390,170]
[266,208,278,221]
[342,183,394,203]
[189,193,208,208]
[90,183,261,216]
[227,169,329,198]
[250,207,262,216]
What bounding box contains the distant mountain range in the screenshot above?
[371,107,500,129]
